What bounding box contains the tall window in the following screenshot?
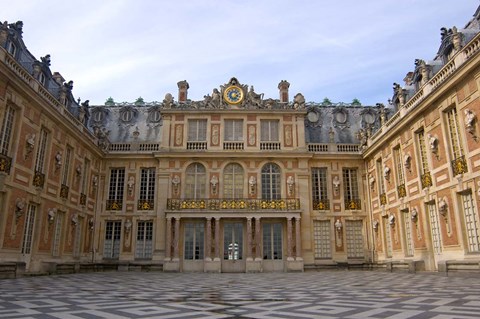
[403,211,414,257]
[261,163,281,200]
[185,163,206,199]
[21,204,36,255]
[416,130,432,188]
[393,147,406,198]
[446,107,467,175]
[52,212,64,257]
[107,168,125,210]
[62,147,72,186]
[313,220,331,258]
[384,218,393,258]
[0,105,15,156]
[260,120,279,141]
[136,221,153,259]
[188,119,207,141]
[139,168,156,209]
[104,221,121,259]
[461,192,480,252]
[428,203,443,254]
[73,219,82,258]
[345,220,364,258]
[7,42,17,56]
[184,222,204,260]
[81,158,90,195]
[34,128,48,174]
[343,168,360,209]
[311,167,328,210]
[223,163,244,198]
[224,120,243,141]
[263,223,282,260]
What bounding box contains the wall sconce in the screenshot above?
[388,214,396,227]
[55,152,62,170]
[171,175,180,196]
[335,219,343,232]
[411,207,418,222]
[368,173,375,191]
[210,175,218,195]
[332,176,340,196]
[438,198,448,216]
[15,198,26,219]
[124,219,132,233]
[71,214,78,227]
[24,133,35,159]
[249,175,257,196]
[383,165,391,182]
[404,154,412,171]
[48,208,57,223]
[287,176,295,196]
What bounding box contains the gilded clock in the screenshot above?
[223,85,244,105]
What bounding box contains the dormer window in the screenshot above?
[38,72,46,86]
[121,110,133,122]
[7,42,16,56]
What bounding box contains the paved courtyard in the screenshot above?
[1,271,480,318]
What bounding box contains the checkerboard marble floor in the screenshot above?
[1,271,480,318]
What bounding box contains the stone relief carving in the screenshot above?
[332,176,340,196]
[249,176,257,195]
[210,175,218,195]
[287,176,295,196]
[465,109,477,139]
[25,133,35,159]
[172,175,180,195]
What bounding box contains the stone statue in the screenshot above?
[293,93,305,109]
[465,109,476,134]
[249,176,257,195]
[247,86,263,107]
[163,93,174,109]
[209,88,221,108]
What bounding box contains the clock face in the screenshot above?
[224,85,244,104]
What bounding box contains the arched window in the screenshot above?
[223,163,244,199]
[261,163,281,200]
[185,163,206,199]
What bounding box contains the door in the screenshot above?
[21,204,37,270]
[104,221,121,259]
[222,222,245,272]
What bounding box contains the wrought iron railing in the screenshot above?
[32,171,45,188]
[379,193,387,206]
[0,153,12,174]
[421,172,433,188]
[60,184,69,199]
[138,199,155,210]
[451,156,468,176]
[80,193,87,206]
[397,184,406,198]
[344,198,361,210]
[167,198,300,211]
[106,199,123,211]
[312,199,330,210]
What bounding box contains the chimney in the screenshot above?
[278,80,290,103]
[177,80,189,103]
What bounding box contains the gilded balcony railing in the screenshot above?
[60,184,69,199]
[80,193,87,206]
[421,172,433,188]
[32,171,45,188]
[0,153,12,174]
[106,199,123,211]
[167,198,300,211]
[138,199,155,210]
[344,198,361,210]
[312,199,330,210]
[397,184,406,198]
[451,156,468,176]
[379,193,387,206]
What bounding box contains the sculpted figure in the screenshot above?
[465,109,476,134]
[293,93,305,109]
[247,86,263,107]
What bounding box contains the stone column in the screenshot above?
[246,218,252,260]
[287,217,293,260]
[295,217,302,260]
[205,217,212,261]
[255,217,261,260]
[165,217,172,260]
[173,217,180,260]
[214,217,221,261]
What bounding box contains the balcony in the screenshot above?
[421,172,433,188]
[106,199,123,211]
[312,199,330,210]
[138,199,154,210]
[186,141,207,150]
[167,198,300,211]
[80,193,87,206]
[223,141,244,150]
[0,153,12,174]
[307,143,360,154]
[451,156,468,176]
[32,171,45,188]
[60,184,69,199]
[397,184,406,198]
[344,199,361,210]
[260,142,281,150]
[380,193,387,206]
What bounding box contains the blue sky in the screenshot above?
[4,0,479,106]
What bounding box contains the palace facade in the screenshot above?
[1,8,480,274]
